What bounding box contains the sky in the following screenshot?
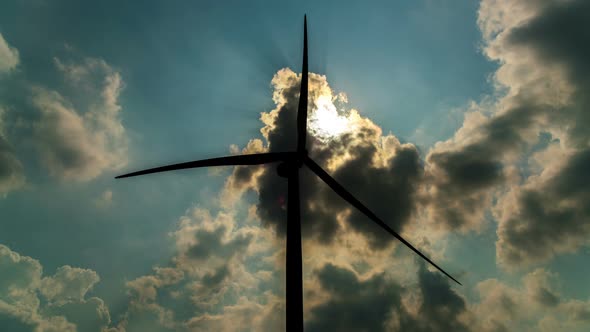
[0,0,589,331]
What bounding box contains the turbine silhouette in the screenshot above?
[116,15,461,332]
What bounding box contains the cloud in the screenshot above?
[4,1,584,329]
[0,108,25,197]
[103,48,590,331]
[472,0,590,268]
[421,0,582,233]
[305,262,471,332]
[0,33,19,73]
[305,263,404,332]
[0,33,24,197]
[495,144,590,267]
[86,1,590,326]
[0,244,113,332]
[94,190,114,208]
[32,57,128,181]
[398,0,590,270]
[223,68,424,251]
[184,295,284,332]
[114,207,284,332]
[40,266,100,304]
[472,268,590,331]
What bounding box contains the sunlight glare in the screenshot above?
[309,95,352,141]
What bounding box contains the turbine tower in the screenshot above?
[116,15,461,332]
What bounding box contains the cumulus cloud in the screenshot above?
[114,201,470,332]
[0,244,113,332]
[108,1,590,326]
[199,1,590,328]
[0,33,19,73]
[305,260,589,332]
[0,108,25,197]
[223,68,424,251]
[40,266,100,304]
[474,0,590,267]
[32,57,128,181]
[472,268,590,332]
[407,0,590,270]
[113,207,284,331]
[305,262,471,332]
[495,144,590,267]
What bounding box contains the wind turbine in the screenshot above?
[116,15,461,332]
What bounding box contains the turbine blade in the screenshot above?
[303,156,462,285]
[296,15,308,153]
[116,152,294,179]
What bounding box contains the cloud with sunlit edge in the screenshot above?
[1,0,590,331]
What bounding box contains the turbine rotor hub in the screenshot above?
[277,159,300,178]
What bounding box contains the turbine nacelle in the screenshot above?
[277,150,306,178]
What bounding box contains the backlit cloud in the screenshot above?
[0,244,113,332]
[32,57,128,181]
[3,0,590,330]
[0,33,19,73]
[226,68,424,251]
[478,0,590,268]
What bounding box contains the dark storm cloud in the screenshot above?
[232,69,423,249]
[426,144,503,231]
[429,148,502,191]
[506,0,590,88]
[306,264,403,332]
[327,144,422,248]
[306,263,470,332]
[497,147,590,266]
[186,226,252,261]
[534,286,560,307]
[506,0,590,147]
[476,0,590,267]
[424,98,551,231]
[425,0,590,265]
[427,0,585,234]
[413,263,469,332]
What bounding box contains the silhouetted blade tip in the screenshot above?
[114,152,294,180]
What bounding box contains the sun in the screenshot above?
[308,95,353,141]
